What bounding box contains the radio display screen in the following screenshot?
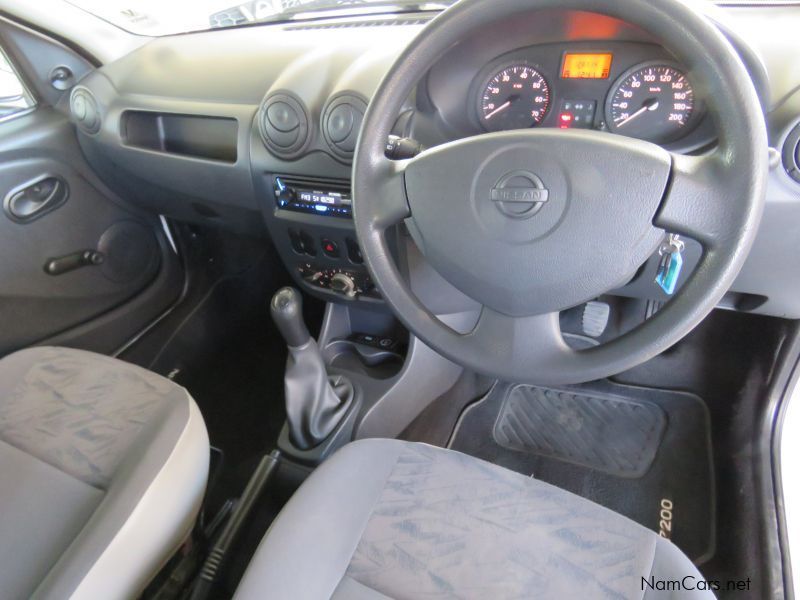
[297,189,352,209]
[274,177,353,218]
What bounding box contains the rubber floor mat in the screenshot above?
[494,385,666,477]
[449,379,715,563]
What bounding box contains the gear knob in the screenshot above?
[270,287,310,348]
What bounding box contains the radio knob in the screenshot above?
[330,273,357,298]
[276,187,295,208]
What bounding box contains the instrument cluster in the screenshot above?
[472,44,703,145]
[426,41,712,150]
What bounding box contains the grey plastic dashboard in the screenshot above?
[71,5,800,319]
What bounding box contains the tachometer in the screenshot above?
[605,63,695,143]
[478,65,551,132]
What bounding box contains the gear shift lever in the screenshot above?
[271,287,310,347]
[271,287,353,450]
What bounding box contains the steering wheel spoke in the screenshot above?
[463,307,573,376]
[655,152,738,249]
[361,155,412,232]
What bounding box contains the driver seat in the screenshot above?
[235,439,714,599]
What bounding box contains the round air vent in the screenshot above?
[782,122,800,184]
[259,92,309,159]
[322,93,368,162]
[69,86,101,134]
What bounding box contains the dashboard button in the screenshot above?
[321,238,339,258]
[288,229,304,254]
[299,231,316,256]
[346,238,363,264]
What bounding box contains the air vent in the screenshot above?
[283,16,429,31]
[782,123,800,184]
[259,92,310,159]
[69,86,101,134]
[321,93,368,162]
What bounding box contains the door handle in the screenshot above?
[44,249,104,276]
[4,175,69,223]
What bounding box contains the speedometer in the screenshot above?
[605,63,695,143]
[478,65,551,132]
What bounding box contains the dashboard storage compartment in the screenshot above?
[121,111,238,163]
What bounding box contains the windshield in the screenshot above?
[65,0,453,36]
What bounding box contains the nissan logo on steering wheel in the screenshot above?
[490,170,550,218]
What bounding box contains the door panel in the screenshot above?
[0,17,184,358]
[0,107,182,356]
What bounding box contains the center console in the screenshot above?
[252,115,471,464]
[260,173,382,305]
[259,166,473,464]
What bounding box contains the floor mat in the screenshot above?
[449,379,715,562]
[494,385,667,478]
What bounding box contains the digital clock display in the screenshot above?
[561,53,613,79]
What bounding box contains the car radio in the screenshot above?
[273,176,352,218]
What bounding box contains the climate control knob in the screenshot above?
[330,273,357,298]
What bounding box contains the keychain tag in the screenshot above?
[655,234,685,296]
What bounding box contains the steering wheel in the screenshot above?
[352,0,767,385]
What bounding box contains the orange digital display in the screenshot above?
[561,53,613,79]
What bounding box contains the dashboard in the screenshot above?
[67,5,800,320]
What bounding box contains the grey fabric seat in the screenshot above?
[0,346,209,600]
[236,439,714,600]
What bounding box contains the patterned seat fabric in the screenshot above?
[0,346,208,600]
[0,347,178,488]
[235,439,714,600]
